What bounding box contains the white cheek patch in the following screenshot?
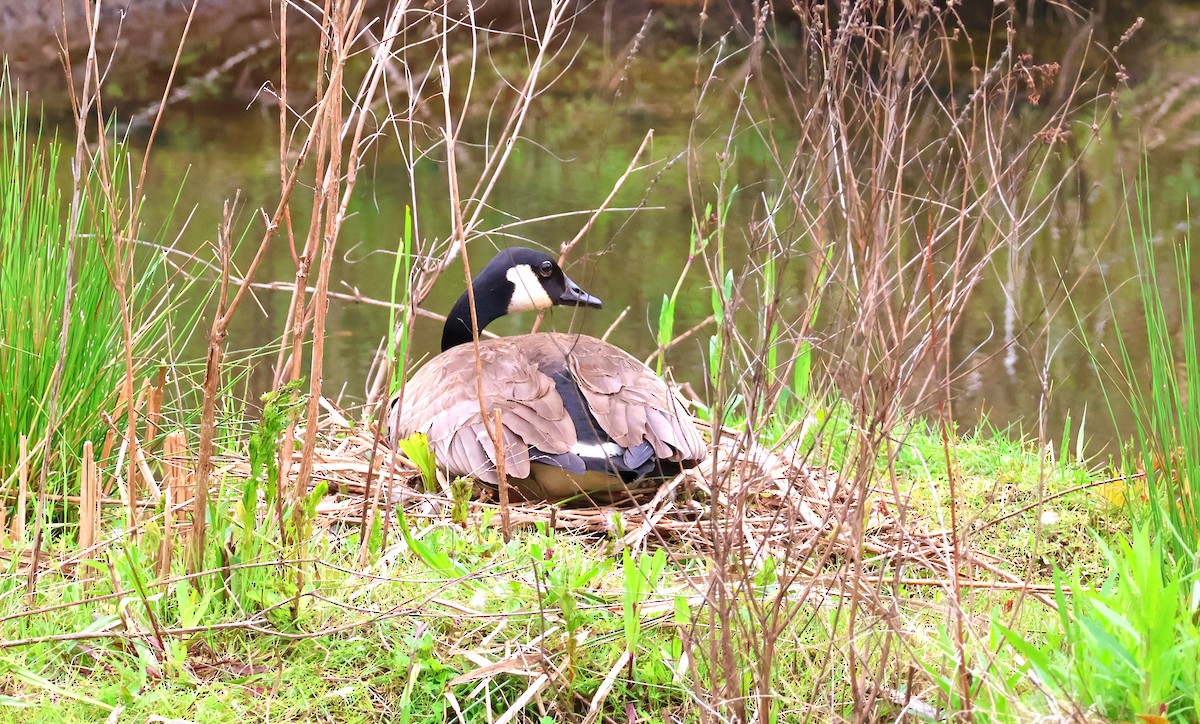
[506,264,554,313]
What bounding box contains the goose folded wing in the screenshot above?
[564,337,707,463]
[394,343,577,483]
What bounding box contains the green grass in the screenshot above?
[0,519,697,720]
[997,525,1200,722]
[0,397,1128,721]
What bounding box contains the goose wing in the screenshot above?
[389,340,577,484]
[554,334,707,465]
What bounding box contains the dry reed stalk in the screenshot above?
[144,370,165,451]
[78,441,98,551]
[273,0,336,536]
[185,0,350,573]
[281,0,413,618]
[192,196,237,574]
[156,462,173,579]
[287,0,357,544]
[163,431,191,528]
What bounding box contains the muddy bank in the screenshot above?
[2,0,378,115]
[0,0,1162,122]
[0,0,741,117]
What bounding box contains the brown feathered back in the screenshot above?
[388,332,706,486]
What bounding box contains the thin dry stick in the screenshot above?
[98,383,127,486]
[268,115,300,383]
[969,472,1142,536]
[926,198,972,719]
[0,616,272,651]
[1,491,152,508]
[641,314,717,368]
[583,649,631,724]
[274,0,337,516]
[0,559,319,629]
[123,392,143,537]
[558,128,655,263]
[531,129,656,334]
[87,0,196,553]
[600,306,630,342]
[425,3,578,532]
[436,11,507,529]
[130,0,197,208]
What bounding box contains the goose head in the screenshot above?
[441,247,602,351]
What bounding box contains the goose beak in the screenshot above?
[559,275,602,309]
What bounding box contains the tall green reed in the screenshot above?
[1103,170,1200,560]
[1,71,135,508]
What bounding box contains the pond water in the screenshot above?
[27,5,1200,458]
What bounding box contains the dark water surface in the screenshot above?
[21,4,1200,458]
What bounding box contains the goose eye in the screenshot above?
[537,260,554,277]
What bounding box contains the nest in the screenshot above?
[210,404,1046,603]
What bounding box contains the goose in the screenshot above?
[385,247,707,502]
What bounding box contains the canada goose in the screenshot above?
[386,247,707,502]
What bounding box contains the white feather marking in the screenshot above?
[506,265,554,313]
[570,442,625,459]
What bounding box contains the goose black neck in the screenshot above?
[441,285,509,351]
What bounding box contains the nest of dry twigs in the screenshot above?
[205,403,1044,603]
